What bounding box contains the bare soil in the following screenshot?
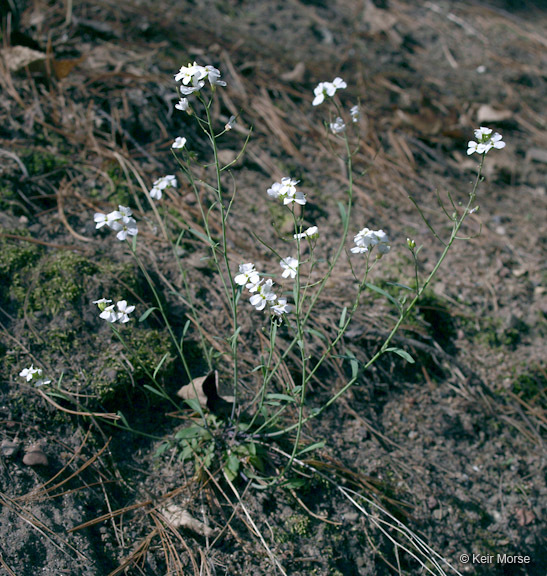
[0,1,545,575]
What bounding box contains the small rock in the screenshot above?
[1,439,20,457]
[23,444,48,466]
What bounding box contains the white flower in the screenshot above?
[351,227,390,257]
[179,82,204,96]
[271,298,291,316]
[280,257,299,279]
[118,205,132,218]
[267,181,283,199]
[172,137,187,149]
[312,77,346,106]
[94,210,121,229]
[175,97,189,111]
[474,126,492,139]
[350,105,360,123]
[225,115,236,131]
[467,126,506,155]
[267,177,305,206]
[330,117,346,134]
[19,365,50,386]
[249,279,276,311]
[294,225,318,240]
[284,191,306,206]
[247,278,262,292]
[174,62,207,85]
[205,65,227,87]
[20,365,39,382]
[93,298,112,311]
[115,217,138,241]
[97,299,135,323]
[150,175,177,200]
[116,300,135,323]
[99,304,118,323]
[235,263,260,286]
[332,77,347,90]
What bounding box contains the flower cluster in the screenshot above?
[330,117,346,134]
[234,263,292,316]
[93,298,135,324]
[351,228,390,257]
[20,365,50,387]
[267,177,306,206]
[312,77,347,106]
[174,62,227,99]
[350,105,360,123]
[94,205,138,241]
[467,127,506,155]
[150,175,178,200]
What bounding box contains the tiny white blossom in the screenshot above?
[467,126,506,155]
[94,210,121,229]
[172,137,187,149]
[175,97,189,111]
[330,117,346,134]
[116,300,135,323]
[115,217,138,241]
[174,62,207,85]
[20,365,39,382]
[118,205,132,218]
[225,115,236,131]
[235,263,260,286]
[271,298,291,316]
[351,228,390,257]
[93,298,112,311]
[294,225,318,240]
[150,175,177,200]
[249,279,276,311]
[99,304,118,323]
[268,177,305,206]
[332,77,347,90]
[205,65,227,87]
[19,365,50,386]
[280,257,299,279]
[350,105,360,123]
[312,77,346,106]
[179,82,205,96]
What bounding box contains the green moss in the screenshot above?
[286,513,311,536]
[91,328,174,401]
[26,251,98,315]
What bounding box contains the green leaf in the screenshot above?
[386,281,414,292]
[153,352,170,379]
[304,327,328,342]
[344,348,359,379]
[183,397,202,412]
[338,201,347,225]
[384,347,415,364]
[339,306,348,329]
[188,226,215,246]
[143,384,168,399]
[365,282,402,311]
[139,307,159,322]
[175,425,207,440]
[297,440,325,456]
[282,477,308,489]
[266,393,296,403]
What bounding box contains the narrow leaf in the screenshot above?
[384,347,415,363]
[139,307,159,322]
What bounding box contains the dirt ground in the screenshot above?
[0,0,545,575]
